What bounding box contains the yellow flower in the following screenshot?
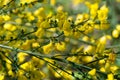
[96,36,107,54]
[35,28,44,38]
[108,53,116,63]
[107,73,114,80]
[39,20,50,28]
[81,56,93,63]
[42,42,53,54]
[8,70,14,77]
[98,5,109,21]
[0,73,5,80]
[61,70,73,80]
[6,62,12,70]
[28,15,35,21]
[75,14,84,24]
[82,36,89,41]
[15,18,22,24]
[2,0,9,5]
[34,7,46,18]
[63,20,71,30]
[100,67,106,72]
[99,59,105,65]
[105,62,110,72]
[85,1,91,8]
[55,42,66,51]
[67,56,80,63]
[84,45,95,54]
[72,0,83,6]
[32,42,40,48]
[26,12,35,21]
[72,31,81,39]
[54,70,61,78]
[2,15,11,21]
[3,23,17,31]
[20,0,37,5]
[88,69,96,76]
[110,65,118,73]
[32,57,45,68]
[63,20,71,36]
[105,35,112,40]
[63,30,71,36]
[17,69,25,76]
[90,3,98,19]
[116,24,120,32]
[44,58,54,64]
[21,40,32,50]
[20,61,34,71]
[112,29,119,38]
[50,0,56,6]
[17,52,28,63]
[75,13,89,25]
[76,46,84,53]
[57,6,63,12]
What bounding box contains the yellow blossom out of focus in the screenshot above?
[116,24,120,32]
[90,3,98,19]
[2,15,11,21]
[0,0,120,80]
[50,0,56,6]
[81,56,93,63]
[0,73,4,80]
[55,42,66,51]
[112,29,119,38]
[20,0,37,5]
[34,7,46,18]
[42,41,53,54]
[100,67,106,72]
[110,65,118,73]
[15,18,22,24]
[107,73,114,80]
[2,0,9,5]
[88,69,96,76]
[32,42,40,48]
[72,0,84,6]
[98,5,109,22]
[3,23,17,31]
[17,52,28,63]
[99,59,105,65]
[57,6,64,12]
[96,36,107,54]
[84,45,95,54]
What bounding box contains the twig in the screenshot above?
[0,0,14,10]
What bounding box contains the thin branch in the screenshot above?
[51,57,107,75]
[0,44,49,58]
[0,0,14,10]
[78,39,96,46]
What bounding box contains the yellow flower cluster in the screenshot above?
[112,25,120,38]
[0,0,120,80]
